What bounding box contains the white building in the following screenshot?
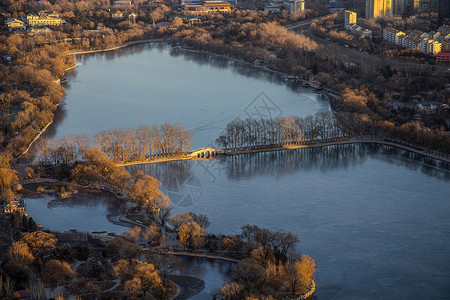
[383,27,404,44]
[349,24,373,38]
[403,35,421,48]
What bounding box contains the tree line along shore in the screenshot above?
[0,0,449,298]
[0,2,449,162]
[1,145,318,299]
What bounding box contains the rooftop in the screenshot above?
[405,36,421,43]
[384,27,399,33]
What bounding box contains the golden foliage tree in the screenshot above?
[0,153,18,202]
[7,241,34,267]
[169,213,193,230]
[218,282,242,300]
[124,277,142,298]
[123,226,142,243]
[21,231,57,257]
[71,147,131,194]
[41,259,74,287]
[114,259,163,295]
[129,171,171,224]
[178,221,206,250]
[285,254,317,295]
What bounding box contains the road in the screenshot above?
[286,17,450,71]
[285,19,314,30]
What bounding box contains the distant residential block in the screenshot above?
[290,0,305,13]
[438,25,450,36]
[263,3,282,14]
[383,27,404,44]
[349,24,373,38]
[344,10,357,27]
[410,29,426,38]
[403,35,421,48]
[426,31,440,41]
[436,52,450,64]
[382,26,443,55]
[366,0,392,19]
[420,38,442,55]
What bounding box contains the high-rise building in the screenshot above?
[417,0,435,11]
[375,0,449,18]
[392,0,449,17]
[290,0,305,13]
[392,0,409,15]
[344,10,357,27]
[366,0,392,18]
[415,0,449,17]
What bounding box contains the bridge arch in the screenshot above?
[190,147,224,159]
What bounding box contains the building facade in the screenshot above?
[290,0,305,13]
[366,0,392,18]
[382,26,443,55]
[436,52,450,64]
[344,10,357,27]
[5,18,25,31]
[182,1,231,14]
[25,14,62,26]
[1,200,26,215]
[383,27,404,44]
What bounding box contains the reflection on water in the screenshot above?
[175,256,234,299]
[30,42,450,298]
[81,43,302,92]
[139,144,450,299]
[23,144,450,298]
[43,43,329,148]
[135,144,450,185]
[24,194,127,234]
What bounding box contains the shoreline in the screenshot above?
[15,38,165,162]
[67,37,166,55]
[162,251,240,263]
[17,40,449,166]
[16,103,60,159]
[226,139,450,163]
[116,139,450,168]
[16,61,79,160]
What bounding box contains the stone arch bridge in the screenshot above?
[190,147,224,159]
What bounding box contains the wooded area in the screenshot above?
[216,112,345,149]
[35,123,192,165]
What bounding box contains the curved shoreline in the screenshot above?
[15,39,165,162]
[68,37,166,55]
[18,41,449,167]
[64,42,450,165]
